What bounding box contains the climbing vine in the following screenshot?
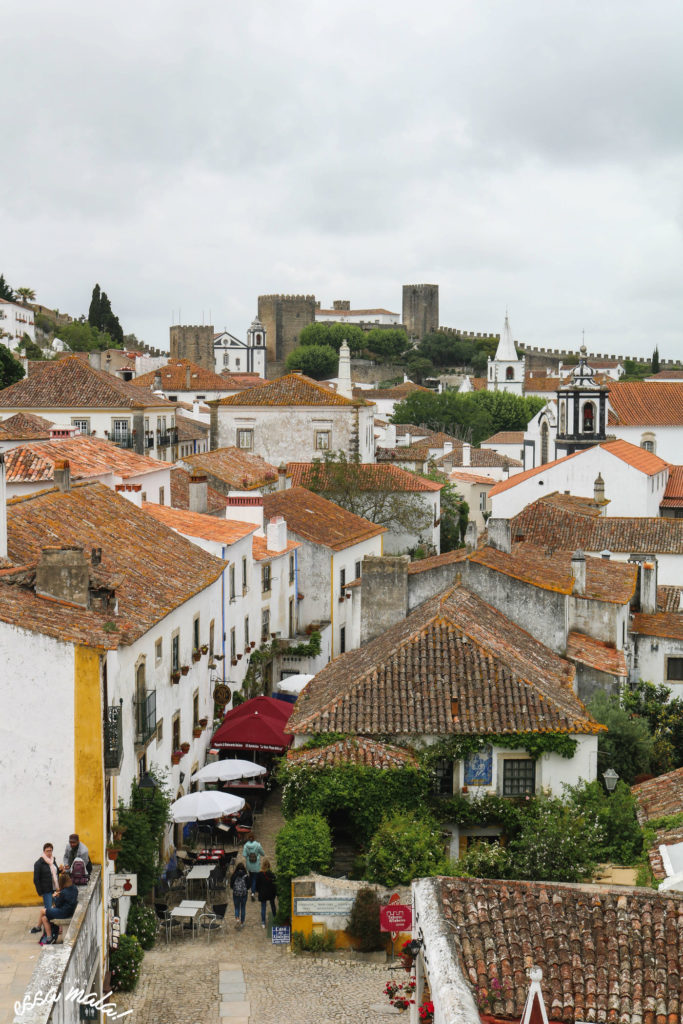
[419,731,578,770]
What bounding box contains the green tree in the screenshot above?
[306,450,434,541]
[401,352,435,384]
[391,390,544,445]
[88,284,102,327]
[365,812,447,887]
[275,813,333,920]
[285,344,338,379]
[0,274,14,301]
[452,840,511,879]
[18,336,46,360]
[15,286,35,305]
[299,322,366,353]
[588,690,654,784]
[0,344,25,389]
[57,320,113,352]
[422,468,468,551]
[88,284,123,346]
[116,770,171,896]
[507,795,604,882]
[620,680,683,768]
[347,887,384,951]
[564,779,642,864]
[651,347,660,374]
[364,328,409,360]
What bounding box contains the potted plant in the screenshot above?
[112,823,127,842]
[193,726,202,738]
[180,665,190,675]
[171,750,182,765]
[200,644,209,655]
[107,843,121,862]
[198,717,208,728]
[192,650,201,663]
[180,741,191,754]
[214,653,224,661]
[208,661,216,670]
[237,653,242,660]
[170,670,180,684]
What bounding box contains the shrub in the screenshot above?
[285,344,338,380]
[564,779,643,865]
[347,887,383,951]
[451,840,511,879]
[125,899,157,950]
[291,929,336,953]
[364,812,447,887]
[110,934,144,991]
[588,691,654,784]
[506,796,604,882]
[275,813,333,920]
[117,769,172,895]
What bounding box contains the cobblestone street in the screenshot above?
[114,792,398,1024]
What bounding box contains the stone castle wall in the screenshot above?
[258,294,316,372]
[402,283,439,340]
[169,324,215,371]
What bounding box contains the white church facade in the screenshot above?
[214,317,267,377]
[486,314,525,395]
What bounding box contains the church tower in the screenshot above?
[487,313,525,395]
[246,317,267,378]
[555,345,608,457]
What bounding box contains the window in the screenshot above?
[315,430,330,450]
[193,616,200,652]
[244,617,250,647]
[433,759,453,796]
[229,565,236,601]
[155,638,163,664]
[355,560,361,580]
[540,421,549,464]
[193,692,199,729]
[641,432,656,454]
[262,564,271,593]
[159,486,165,506]
[112,419,130,442]
[261,608,270,642]
[582,402,595,433]
[559,402,567,435]
[72,418,90,436]
[172,715,180,753]
[141,492,147,503]
[156,719,163,743]
[289,554,295,583]
[339,567,346,597]
[171,633,180,673]
[340,626,346,654]
[230,628,236,659]
[502,759,535,796]
[223,353,228,366]
[237,429,253,450]
[505,366,514,380]
[479,491,487,512]
[242,557,248,593]
[209,620,215,655]
[667,658,683,681]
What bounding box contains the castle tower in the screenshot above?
[257,294,316,377]
[555,345,608,458]
[245,316,267,378]
[487,313,525,395]
[402,284,439,340]
[169,324,215,372]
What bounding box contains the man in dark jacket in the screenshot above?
[31,843,59,936]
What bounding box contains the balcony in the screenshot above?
[134,689,157,746]
[145,433,155,449]
[104,700,123,773]
[157,428,178,448]
[113,434,135,449]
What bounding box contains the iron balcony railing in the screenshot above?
[104,700,123,772]
[113,434,135,449]
[133,689,157,746]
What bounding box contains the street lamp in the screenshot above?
[138,771,157,792]
[602,768,619,793]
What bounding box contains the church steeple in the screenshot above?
[494,312,518,362]
[487,312,525,395]
[555,344,608,457]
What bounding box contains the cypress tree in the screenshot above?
[0,274,14,301]
[88,284,102,328]
[651,347,660,374]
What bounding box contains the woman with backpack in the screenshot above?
[242,834,265,899]
[255,858,277,929]
[230,860,249,929]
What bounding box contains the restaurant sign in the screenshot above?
[379,904,412,932]
[294,897,355,917]
[272,925,291,945]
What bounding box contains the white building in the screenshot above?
[0,298,35,351]
[480,430,525,463]
[210,373,376,465]
[213,318,267,377]
[315,303,400,326]
[486,313,525,395]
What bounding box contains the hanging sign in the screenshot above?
[380,904,412,933]
[109,873,137,899]
[213,683,231,706]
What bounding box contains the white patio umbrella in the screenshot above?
[170,791,245,822]
[191,759,267,785]
[277,673,313,695]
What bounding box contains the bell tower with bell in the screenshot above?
[555,344,608,458]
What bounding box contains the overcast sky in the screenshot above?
[4,1,683,361]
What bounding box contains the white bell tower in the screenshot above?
[487,313,525,395]
[246,317,267,378]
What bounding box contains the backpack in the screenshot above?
[233,872,248,898]
[70,857,89,886]
[246,847,258,866]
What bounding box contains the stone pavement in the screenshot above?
[114,792,399,1024]
[0,905,44,1023]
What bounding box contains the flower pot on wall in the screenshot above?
[180,742,191,754]
[171,671,180,684]
[171,751,182,765]
[193,727,202,738]
[181,665,190,676]
[107,847,120,862]
[200,644,208,655]
[192,651,201,663]
[199,718,208,728]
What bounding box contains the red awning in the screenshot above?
[211,696,294,752]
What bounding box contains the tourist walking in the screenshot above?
[242,833,265,899]
[255,858,277,928]
[230,860,249,929]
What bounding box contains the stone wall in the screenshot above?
[291,873,411,952]
[402,284,439,340]
[169,324,215,371]
[257,294,316,368]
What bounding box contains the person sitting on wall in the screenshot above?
[30,842,58,936]
[60,833,92,875]
[39,872,79,945]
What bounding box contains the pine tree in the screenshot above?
[651,347,660,374]
[88,284,102,328]
[0,274,14,301]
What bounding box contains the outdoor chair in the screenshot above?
[154,903,183,945]
[199,903,228,944]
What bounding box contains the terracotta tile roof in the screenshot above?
[132,359,233,391]
[288,586,598,737]
[3,483,225,646]
[646,369,683,380]
[511,498,683,554]
[449,471,497,485]
[262,486,386,551]
[470,377,487,391]
[0,570,121,649]
[436,875,683,1024]
[632,766,683,823]
[0,355,176,410]
[532,491,606,517]
[0,412,54,440]
[469,542,637,604]
[170,467,228,515]
[142,502,257,545]
[175,414,209,443]
[481,431,525,445]
[286,737,418,769]
[174,400,211,414]
[182,447,282,490]
[218,372,264,391]
[394,424,432,438]
[489,450,582,497]
[631,612,683,641]
[4,436,170,483]
[317,307,399,317]
[288,462,443,493]
[566,631,628,676]
[215,373,371,408]
[658,585,682,613]
[406,549,469,574]
[647,824,683,880]
[434,448,522,469]
[608,380,683,426]
[252,534,300,561]
[661,466,683,508]
[599,438,670,475]
[352,382,430,399]
[524,375,561,391]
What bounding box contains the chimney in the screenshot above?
[465,520,478,552]
[35,546,90,608]
[88,351,102,372]
[278,464,288,490]
[384,423,396,448]
[571,549,586,595]
[185,364,191,389]
[641,560,658,614]
[189,473,208,514]
[115,483,143,508]
[91,547,102,566]
[53,459,71,493]
[225,495,264,530]
[0,453,7,559]
[153,370,162,392]
[337,340,352,399]
[443,441,453,454]
[600,549,611,560]
[193,400,200,417]
[594,473,605,503]
[451,697,459,720]
[462,443,471,467]
[360,555,410,645]
[266,515,287,553]
[487,518,511,554]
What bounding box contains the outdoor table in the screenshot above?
[186,864,214,898]
[170,900,206,939]
[196,848,223,861]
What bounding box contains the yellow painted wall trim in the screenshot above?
[74,647,105,866]
[0,872,41,907]
[329,553,334,658]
